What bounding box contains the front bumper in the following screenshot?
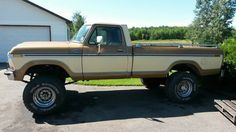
[4,69,15,80]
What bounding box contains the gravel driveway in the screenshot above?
[0,68,235,132]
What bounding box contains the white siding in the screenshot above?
[0,0,69,62]
[0,0,68,41]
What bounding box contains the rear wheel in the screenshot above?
[165,72,198,103]
[23,75,66,115]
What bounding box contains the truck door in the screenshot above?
[82,25,129,79]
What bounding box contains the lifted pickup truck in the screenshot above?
[5,23,223,115]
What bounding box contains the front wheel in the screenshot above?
[23,76,66,115]
[166,72,198,103]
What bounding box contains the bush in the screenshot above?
[221,37,236,80]
[129,26,189,41]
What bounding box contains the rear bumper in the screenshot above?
[4,69,15,80]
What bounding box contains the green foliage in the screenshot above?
[221,30,236,78]
[188,0,236,45]
[129,26,189,41]
[232,29,236,38]
[69,12,85,38]
[78,79,143,86]
[222,37,236,65]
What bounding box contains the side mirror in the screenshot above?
[96,36,103,44]
[96,36,103,54]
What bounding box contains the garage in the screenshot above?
[0,25,51,62]
[0,0,71,62]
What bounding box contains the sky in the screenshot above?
[30,0,236,28]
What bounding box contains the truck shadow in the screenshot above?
[33,87,232,125]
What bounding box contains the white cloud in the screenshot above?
[63,11,235,28]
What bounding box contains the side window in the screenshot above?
[89,26,123,46]
[89,30,97,45]
[89,27,107,45]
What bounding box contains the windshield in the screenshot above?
[71,25,91,43]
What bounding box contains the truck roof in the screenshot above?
[85,23,127,26]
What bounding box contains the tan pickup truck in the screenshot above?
[5,23,223,115]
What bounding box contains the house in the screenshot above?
[0,0,71,62]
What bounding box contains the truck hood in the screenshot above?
[10,41,72,54]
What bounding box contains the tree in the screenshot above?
[188,0,236,45]
[70,12,85,38]
[129,26,189,40]
[221,30,236,80]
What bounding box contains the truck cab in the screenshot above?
[72,24,133,79]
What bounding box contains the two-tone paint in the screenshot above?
[7,23,223,81]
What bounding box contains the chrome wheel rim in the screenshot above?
[33,87,56,108]
[176,80,193,98]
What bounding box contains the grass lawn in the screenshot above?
[132,39,192,44]
[68,78,143,86]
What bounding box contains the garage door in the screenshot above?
[0,26,50,62]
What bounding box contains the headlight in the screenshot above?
[7,52,13,60]
[7,52,15,70]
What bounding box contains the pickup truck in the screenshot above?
[5,23,223,115]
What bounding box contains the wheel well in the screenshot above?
[170,64,200,76]
[26,65,69,79]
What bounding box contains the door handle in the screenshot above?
[117,49,123,52]
[97,44,101,54]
